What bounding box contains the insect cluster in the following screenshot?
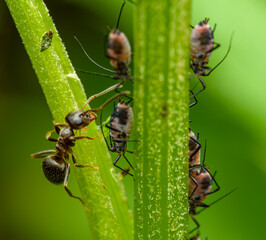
[188,18,235,239]
[32,1,234,238]
[32,0,135,212]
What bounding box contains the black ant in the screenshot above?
[75,0,133,91]
[190,18,233,98]
[101,99,137,178]
[31,90,130,211]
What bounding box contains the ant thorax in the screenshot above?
[107,30,131,75]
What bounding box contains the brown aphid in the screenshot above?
[102,99,136,178]
[190,18,233,98]
[107,29,131,76]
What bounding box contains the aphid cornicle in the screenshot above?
[75,0,133,91]
[190,18,232,98]
[102,99,136,178]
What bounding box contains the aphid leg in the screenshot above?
[123,153,134,169]
[189,90,198,108]
[190,216,200,234]
[189,137,201,162]
[202,168,220,196]
[63,159,89,212]
[113,154,134,178]
[31,150,56,159]
[126,150,133,154]
[70,151,98,170]
[190,24,194,29]
[206,42,220,54]
[189,75,206,99]
[212,23,217,33]
[189,173,199,199]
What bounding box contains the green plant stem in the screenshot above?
[5,0,133,239]
[134,0,191,239]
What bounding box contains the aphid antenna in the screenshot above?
[74,36,116,74]
[196,187,238,215]
[87,91,131,113]
[116,0,126,30]
[206,31,235,76]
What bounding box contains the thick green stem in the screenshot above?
[5,0,133,239]
[134,0,191,239]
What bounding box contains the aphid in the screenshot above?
[31,90,130,210]
[40,29,54,52]
[190,18,233,98]
[75,0,133,91]
[101,99,136,178]
[189,187,237,233]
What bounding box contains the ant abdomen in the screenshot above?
[42,156,66,184]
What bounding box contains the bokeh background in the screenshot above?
[0,0,265,239]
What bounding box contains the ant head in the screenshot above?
[42,155,66,184]
[65,110,97,130]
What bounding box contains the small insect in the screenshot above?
[101,99,136,178]
[40,29,54,52]
[190,18,233,98]
[31,90,130,210]
[75,0,133,91]
[189,187,237,233]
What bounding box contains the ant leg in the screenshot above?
[189,216,200,234]
[63,161,89,212]
[45,129,58,142]
[70,151,98,170]
[113,154,134,178]
[189,75,206,99]
[86,91,131,112]
[52,121,68,134]
[31,150,56,158]
[123,153,134,169]
[69,135,100,141]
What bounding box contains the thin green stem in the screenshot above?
[5,0,133,239]
[134,0,191,239]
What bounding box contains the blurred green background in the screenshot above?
[0,0,265,239]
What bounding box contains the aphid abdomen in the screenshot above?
[107,30,131,74]
[42,155,66,184]
[190,22,214,70]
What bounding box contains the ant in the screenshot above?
[101,98,137,178]
[75,0,133,91]
[31,90,130,211]
[190,18,233,98]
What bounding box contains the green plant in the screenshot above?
[6,0,191,239]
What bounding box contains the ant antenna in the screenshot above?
[74,36,116,74]
[207,31,234,75]
[87,91,131,113]
[82,84,127,109]
[116,0,126,30]
[196,188,238,215]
